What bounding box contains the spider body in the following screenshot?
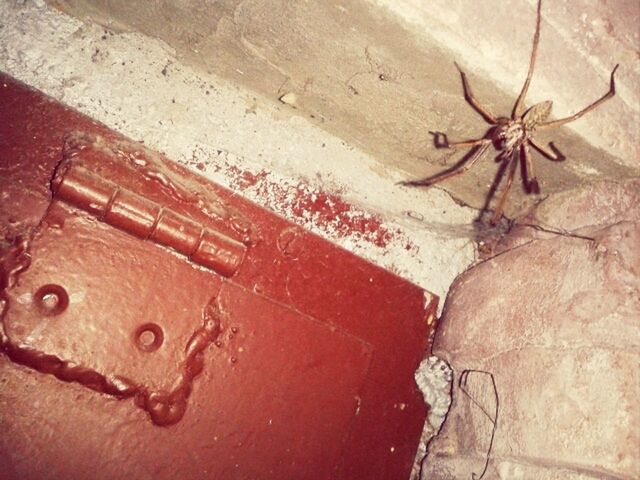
[492,100,551,154]
[493,118,526,152]
[407,0,618,224]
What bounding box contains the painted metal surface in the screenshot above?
[0,73,437,479]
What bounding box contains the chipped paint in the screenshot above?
[0,1,477,306]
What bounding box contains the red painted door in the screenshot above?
[0,73,436,479]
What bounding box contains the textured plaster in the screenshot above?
[0,1,478,305]
[420,179,640,479]
[45,0,640,219]
[375,0,640,166]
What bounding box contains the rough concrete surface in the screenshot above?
[2,0,636,297]
[375,0,640,166]
[421,178,640,479]
[0,1,479,304]
[46,0,640,218]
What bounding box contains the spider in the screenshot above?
[406,0,619,225]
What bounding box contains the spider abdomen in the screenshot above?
[523,100,553,128]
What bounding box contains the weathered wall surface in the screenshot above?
[421,178,640,479]
[3,0,637,300]
[376,0,640,165]
[46,0,639,217]
[0,1,478,305]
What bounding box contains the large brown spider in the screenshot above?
[407,0,618,225]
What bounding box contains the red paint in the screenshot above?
[52,161,246,276]
[227,166,398,249]
[0,74,437,479]
[182,152,412,250]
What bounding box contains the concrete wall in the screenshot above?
[46,0,640,206]
[1,1,638,477]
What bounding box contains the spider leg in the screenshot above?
[404,140,492,187]
[530,139,566,161]
[521,142,540,194]
[538,65,619,130]
[454,62,498,124]
[512,0,543,119]
[491,150,519,225]
[430,131,488,150]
